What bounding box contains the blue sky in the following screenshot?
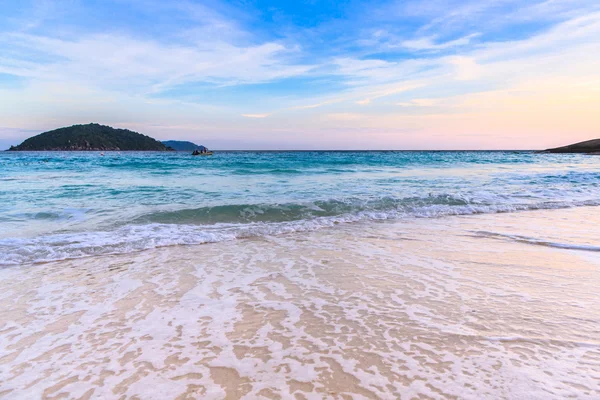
[0,0,599,149]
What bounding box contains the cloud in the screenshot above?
[401,33,479,50]
[334,10,600,97]
[397,98,439,107]
[288,99,344,110]
[332,57,400,84]
[0,32,315,93]
[446,56,482,80]
[241,113,270,118]
[325,113,364,121]
[355,83,424,105]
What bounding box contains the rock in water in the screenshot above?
[544,139,600,154]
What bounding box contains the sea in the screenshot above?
[0,151,599,399]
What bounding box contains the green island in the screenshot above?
[7,123,172,151]
[161,140,207,152]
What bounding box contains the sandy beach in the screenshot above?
[2,207,599,399]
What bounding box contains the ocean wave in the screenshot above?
[132,195,474,225]
[2,197,600,265]
[133,195,600,225]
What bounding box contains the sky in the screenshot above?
[0,0,599,150]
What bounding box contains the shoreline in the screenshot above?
[1,207,599,399]
[3,203,600,267]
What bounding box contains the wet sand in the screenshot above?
[1,207,600,399]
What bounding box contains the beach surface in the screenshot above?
[2,206,599,399]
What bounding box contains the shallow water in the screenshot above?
[1,207,599,399]
[1,151,600,265]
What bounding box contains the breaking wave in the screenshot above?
[2,195,600,266]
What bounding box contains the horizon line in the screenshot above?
[2,148,553,152]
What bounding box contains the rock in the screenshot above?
[543,139,600,154]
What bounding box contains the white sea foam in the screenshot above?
[473,231,600,252]
[2,200,600,266]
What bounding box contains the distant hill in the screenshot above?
[544,139,600,154]
[8,123,171,151]
[162,140,207,151]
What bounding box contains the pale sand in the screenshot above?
[1,207,599,399]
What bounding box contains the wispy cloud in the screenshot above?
[242,113,270,118]
[401,33,479,50]
[0,33,314,93]
[397,98,439,107]
[288,99,344,110]
[325,113,364,121]
[355,83,423,105]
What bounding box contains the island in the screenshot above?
[162,140,207,152]
[543,138,600,154]
[7,123,172,151]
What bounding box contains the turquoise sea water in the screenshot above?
[1,151,600,265]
